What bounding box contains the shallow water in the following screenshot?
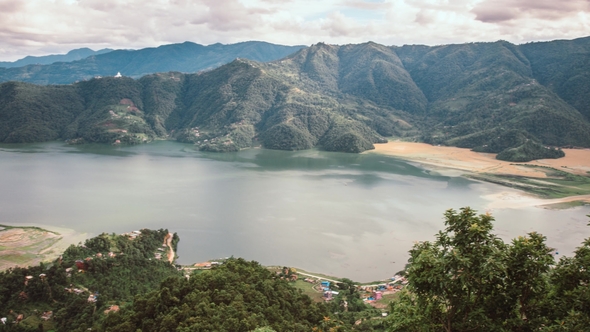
[0,141,588,281]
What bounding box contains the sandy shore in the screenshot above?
[0,224,88,270]
[368,141,590,209]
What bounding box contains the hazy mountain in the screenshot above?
[0,48,113,68]
[0,41,305,85]
[1,38,589,159]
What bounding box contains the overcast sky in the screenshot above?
[0,0,588,61]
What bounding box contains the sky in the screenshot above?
[0,0,589,61]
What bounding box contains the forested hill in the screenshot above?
[0,41,305,85]
[1,211,589,331]
[1,37,590,158]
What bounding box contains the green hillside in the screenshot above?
[1,211,588,331]
[1,38,590,157]
[521,36,590,121]
[395,41,590,154]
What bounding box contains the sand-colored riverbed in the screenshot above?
[369,141,590,209]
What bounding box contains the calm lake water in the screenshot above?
[1,141,588,281]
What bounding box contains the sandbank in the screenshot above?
[0,224,88,270]
[368,141,590,209]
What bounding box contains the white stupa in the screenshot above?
[115,72,122,78]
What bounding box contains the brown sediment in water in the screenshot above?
[369,141,590,208]
[370,142,590,177]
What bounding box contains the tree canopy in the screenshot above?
[387,208,590,332]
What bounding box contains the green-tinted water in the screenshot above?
[1,141,588,281]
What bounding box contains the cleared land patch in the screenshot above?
[0,224,86,270]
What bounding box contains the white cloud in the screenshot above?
[0,0,588,61]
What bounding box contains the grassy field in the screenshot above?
[467,165,590,199]
[373,292,401,308]
[292,279,324,302]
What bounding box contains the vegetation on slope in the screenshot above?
[0,229,179,332]
[386,208,590,331]
[1,38,590,156]
[100,259,328,332]
[396,41,590,151]
[1,209,589,331]
[520,36,590,121]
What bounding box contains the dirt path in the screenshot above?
[297,271,340,283]
[163,233,174,264]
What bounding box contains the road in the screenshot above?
[296,271,341,283]
[163,233,174,264]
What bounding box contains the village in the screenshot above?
[3,227,404,327]
[186,261,408,312]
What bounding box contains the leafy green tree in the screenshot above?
[100,258,328,331]
[545,216,590,330]
[504,232,554,330]
[388,207,557,332]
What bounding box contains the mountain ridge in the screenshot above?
[1,37,589,159]
[0,47,114,68]
[0,41,306,85]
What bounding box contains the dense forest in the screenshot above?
[0,209,588,331]
[1,37,590,158]
[0,229,181,331]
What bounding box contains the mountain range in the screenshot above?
[0,47,113,68]
[0,41,305,85]
[1,37,589,160]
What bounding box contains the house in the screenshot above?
[104,305,120,315]
[41,311,53,321]
[75,260,87,271]
[115,72,122,78]
[374,291,383,300]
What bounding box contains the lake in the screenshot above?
[0,141,588,281]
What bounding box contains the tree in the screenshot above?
[388,207,556,332]
[545,216,590,330]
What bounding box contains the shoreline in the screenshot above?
[368,141,590,209]
[0,223,89,270]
